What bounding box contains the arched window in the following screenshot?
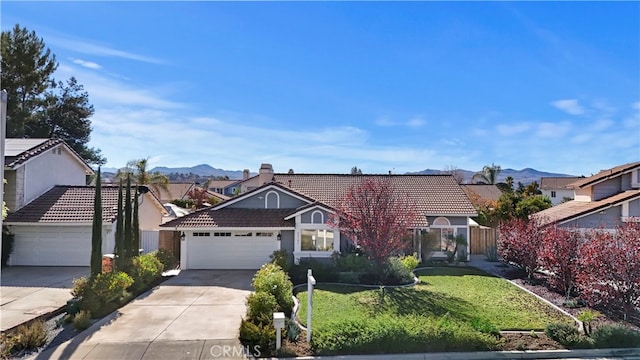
[311,210,324,224]
[265,191,280,209]
[432,217,450,226]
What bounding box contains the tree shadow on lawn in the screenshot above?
[415,266,496,278]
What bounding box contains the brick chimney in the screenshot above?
[243,169,250,180]
[259,163,274,185]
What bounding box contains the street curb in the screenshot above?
[278,347,640,360]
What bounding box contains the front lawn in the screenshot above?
[296,267,571,355]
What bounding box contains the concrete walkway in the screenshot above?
[32,270,254,360]
[1,266,89,332]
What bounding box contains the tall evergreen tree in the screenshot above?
[90,168,103,277]
[114,179,125,269]
[124,174,133,262]
[132,187,140,255]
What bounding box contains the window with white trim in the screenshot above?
[430,217,454,251]
[311,210,324,224]
[301,229,334,251]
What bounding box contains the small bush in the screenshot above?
[576,309,601,336]
[382,257,414,285]
[592,324,640,348]
[246,292,279,325]
[338,271,361,284]
[73,310,92,331]
[80,271,133,317]
[470,317,500,336]
[239,319,275,357]
[152,248,176,271]
[269,249,291,272]
[128,254,163,294]
[333,253,373,273]
[544,322,592,348]
[71,276,88,298]
[290,258,338,284]
[485,245,499,262]
[285,319,301,342]
[252,263,294,315]
[399,253,419,271]
[10,320,48,351]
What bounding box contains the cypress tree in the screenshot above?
[115,178,124,270]
[124,174,133,263]
[132,187,140,255]
[90,167,103,278]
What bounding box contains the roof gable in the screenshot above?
[4,138,94,173]
[569,161,640,189]
[213,182,315,210]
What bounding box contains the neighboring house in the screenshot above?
[151,182,229,204]
[4,185,168,266]
[4,138,93,213]
[461,184,502,204]
[208,179,241,197]
[161,171,477,270]
[540,176,583,205]
[532,161,640,229]
[236,164,275,193]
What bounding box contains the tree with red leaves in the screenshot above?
[538,223,581,297]
[328,178,418,266]
[497,218,543,279]
[576,221,640,320]
[187,186,210,209]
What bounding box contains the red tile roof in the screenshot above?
[273,174,477,216]
[569,161,640,189]
[531,190,640,226]
[161,208,295,229]
[5,186,121,223]
[540,177,583,190]
[4,185,166,224]
[461,184,503,202]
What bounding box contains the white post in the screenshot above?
[307,269,316,343]
[273,312,285,350]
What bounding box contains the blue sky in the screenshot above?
[2,2,639,176]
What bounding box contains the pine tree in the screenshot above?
[114,178,124,269]
[90,168,103,277]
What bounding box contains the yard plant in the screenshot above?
[297,267,570,355]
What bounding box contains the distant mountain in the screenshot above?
[150,164,251,180]
[409,167,576,185]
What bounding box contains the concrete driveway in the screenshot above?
[37,270,254,360]
[1,266,89,332]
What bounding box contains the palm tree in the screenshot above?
[472,163,502,185]
[116,158,169,195]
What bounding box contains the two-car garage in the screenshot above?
[9,226,93,266]
[182,231,279,270]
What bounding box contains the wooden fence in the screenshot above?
[469,227,498,255]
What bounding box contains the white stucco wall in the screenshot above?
[542,189,575,205]
[23,145,88,206]
[138,193,166,230]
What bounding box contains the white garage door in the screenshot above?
[186,232,278,270]
[10,226,92,266]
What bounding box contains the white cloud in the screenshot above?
[590,119,614,132]
[375,115,426,128]
[496,123,531,136]
[48,34,165,64]
[551,99,584,115]
[536,121,571,138]
[407,116,426,128]
[71,58,102,70]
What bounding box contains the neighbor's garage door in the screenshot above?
[10,226,92,266]
[186,233,278,270]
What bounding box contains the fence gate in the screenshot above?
[140,230,160,254]
[469,227,498,255]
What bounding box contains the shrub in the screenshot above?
[382,256,414,285]
[152,248,176,271]
[592,324,640,348]
[538,224,580,296]
[239,319,275,357]
[285,319,301,342]
[71,276,88,298]
[544,322,592,348]
[337,271,361,284]
[576,223,640,319]
[10,320,48,351]
[128,254,164,294]
[497,218,543,279]
[289,258,338,284]
[399,253,419,271]
[80,271,133,317]
[269,249,291,272]
[333,253,373,273]
[576,309,601,336]
[73,310,92,331]
[246,292,279,325]
[1,228,14,267]
[252,263,294,315]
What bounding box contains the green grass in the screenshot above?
[296,267,571,355]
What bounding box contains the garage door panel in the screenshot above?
[187,236,277,270]
[10,226,91,266]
